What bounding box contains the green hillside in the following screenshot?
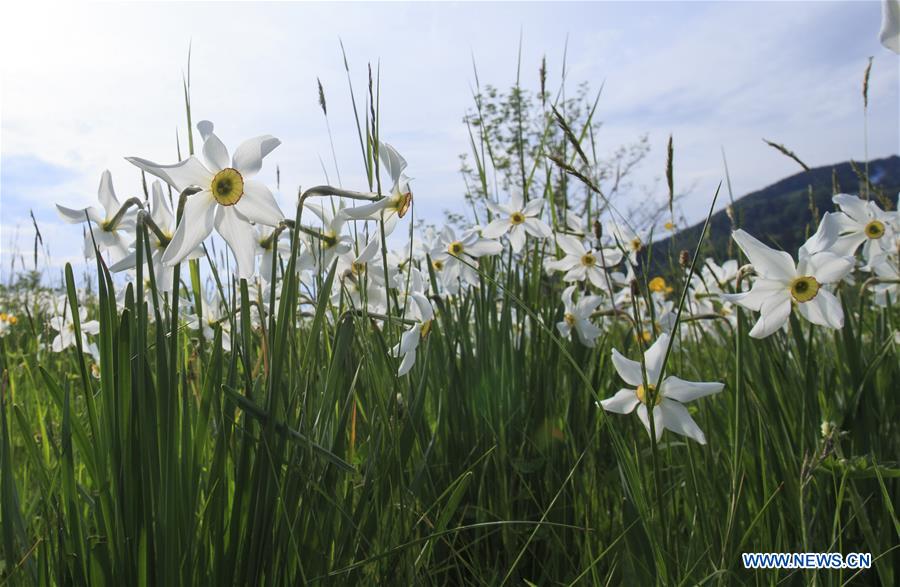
[645,155,900,271]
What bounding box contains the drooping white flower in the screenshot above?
[430,226,503,291]
[49,306,99,354]
[724,229,854,338]
[556,285,603,346]
[394,323,424,376]
[393,271,435,377]
[339,142,412,235]
[480,192,552,253]
[335,237,387,311]
[57,170,135,262]
[394,268,433,323]
[544,234,623,288]
[881,0,900,53]
[127,120,283,279]
[110,181,203,293]
[827,194,898,268]
[185,290,231,351]
[301,201,353,269]
[600,333,723,444]
[254,225,291,285]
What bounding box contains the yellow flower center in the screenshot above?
[789,275,820,303]
[448,241,464,256]
[864,220,885,239]
[420,320,433,338]
[564,313,576,326]
[630,237,642,252]
[396,191,412,218]
[635,383,661,406]
[648,277,671,294]
[432,259,444,271]
[320,232,339,250]
[351,261,366,275]
[580,253,596,267]
[510,211,525,225]
[664,221,675,231]
[211,168,244,206]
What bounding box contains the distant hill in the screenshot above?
[644,155,900,271]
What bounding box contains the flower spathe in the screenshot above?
[724,229,854,338]
[600,334,724,444]
[126,120,284,279]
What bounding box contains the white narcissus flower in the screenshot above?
[186,290,231,351]
[335,237,387,311]
[254,225,291,285]
[57,170,135,262]
[556,285,603,346]
[828,194,898,268]
[393,274,435,377]
[600,333,723,444]
[724,229,854,338]
[882,0,900,53]
[870,259,899,307]
[430,226,503,290]
[701,258,740,293]
[394,323,424,376]
[301,202,353,269]
[127,120,283,279]
[608,221,645,265]
[110,181,203,293]
[339,141,412,235]
[394,268,433,323]
[50,306,99,354]
[544,234,623,288]
[563,210,590,236]
[480,192,552,253]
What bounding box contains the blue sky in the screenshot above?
[1,1,898,282]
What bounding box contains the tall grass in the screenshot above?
[0,52,898,586]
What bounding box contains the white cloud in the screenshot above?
[1,1,897,278]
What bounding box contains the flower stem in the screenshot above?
[105,197,145,230]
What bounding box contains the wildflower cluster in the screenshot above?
[47,116,899,452]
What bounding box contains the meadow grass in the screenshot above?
[0,54,898,586]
